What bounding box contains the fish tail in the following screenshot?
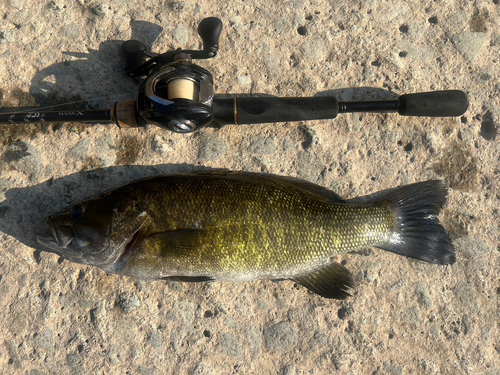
[350,180,456,265]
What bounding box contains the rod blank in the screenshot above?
[0,109,112,125]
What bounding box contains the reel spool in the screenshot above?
[167,78,200,101]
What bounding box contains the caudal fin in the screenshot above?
[349,180,456,265]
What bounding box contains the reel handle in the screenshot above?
[198,17,223,57]
[121,40,147,75]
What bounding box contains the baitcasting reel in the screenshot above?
[0,17,469,132]
[120,17,221,133]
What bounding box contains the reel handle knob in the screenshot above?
[121,40,147,75]
[198,17,223,57]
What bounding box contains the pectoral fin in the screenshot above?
[142,229,209,257]
[292,262,353,299]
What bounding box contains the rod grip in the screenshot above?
[398,90,468,117]
[112,101,142,128]
[235,97,339,125]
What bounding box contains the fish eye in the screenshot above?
[71,205,84,219]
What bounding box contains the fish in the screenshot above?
[37,172,455,299]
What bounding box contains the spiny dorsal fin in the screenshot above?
[292,262,354,299]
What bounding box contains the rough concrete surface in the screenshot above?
[0,1,499,374]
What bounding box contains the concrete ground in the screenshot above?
[0,0,499,374]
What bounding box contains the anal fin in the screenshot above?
[162,276,214,282]
[292,262,353,299]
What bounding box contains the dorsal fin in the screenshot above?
[192,170,345,203]
[267,174,345,203]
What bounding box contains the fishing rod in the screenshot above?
[0,17,468,133]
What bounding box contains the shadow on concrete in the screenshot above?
[27,21,163,110]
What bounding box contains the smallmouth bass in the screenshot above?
[37,172,455,299]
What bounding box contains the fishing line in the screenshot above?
[0,82,171,114]
[1,91,137,114]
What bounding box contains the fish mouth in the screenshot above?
[37,233,61,251]
[37,218,83,261]
[38,217,73,247]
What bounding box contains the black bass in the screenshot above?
[37,172,455,299]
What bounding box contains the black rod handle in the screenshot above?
[213,97,339,125]
[398,90,468,117]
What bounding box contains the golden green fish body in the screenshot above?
[117,174,393,280]
[38,172,455,299]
